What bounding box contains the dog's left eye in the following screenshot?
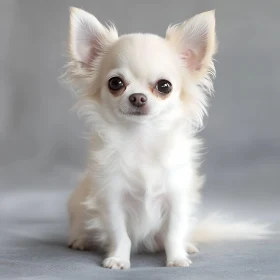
[108,77,125,91]
[156,79,172,94]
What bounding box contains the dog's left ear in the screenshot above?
[69,7,118,68]
[166,10,217,79]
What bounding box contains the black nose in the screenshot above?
[129,93,147,107]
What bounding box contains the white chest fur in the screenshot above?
[87,123,197,250]
[91,123,193,190]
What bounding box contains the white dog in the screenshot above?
[65,7,269,269]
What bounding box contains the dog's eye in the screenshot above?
[108,77,125,91]
[156,79,172,94]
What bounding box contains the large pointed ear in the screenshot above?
[69,7,118,68]
[166,10,217,79]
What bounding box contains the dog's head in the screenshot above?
[66,8,217,128]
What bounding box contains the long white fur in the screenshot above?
[64,7,270,270]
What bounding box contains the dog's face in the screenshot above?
[99,34,183,122]
[67,8,216,126]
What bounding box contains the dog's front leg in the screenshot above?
[164,179,195,267]
[102,193,131,270]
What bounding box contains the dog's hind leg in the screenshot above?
[67,173,91,250]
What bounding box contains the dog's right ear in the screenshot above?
[69,7,118,69]
[166,10,216,81]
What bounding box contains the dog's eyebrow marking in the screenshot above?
[108,72,126,82]
[107,68,132,84]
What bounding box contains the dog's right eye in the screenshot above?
[156,79,172,95]
[108,77,125,91]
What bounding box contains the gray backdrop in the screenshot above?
[0,1,279,279]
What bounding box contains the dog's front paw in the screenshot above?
[167,257,192,267]
[102,257,130,270]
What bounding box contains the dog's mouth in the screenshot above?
[119,108,148,116]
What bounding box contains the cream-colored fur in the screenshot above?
[64,7,269,269]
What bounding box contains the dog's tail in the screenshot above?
[190,213,271,244]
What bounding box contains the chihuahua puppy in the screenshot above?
[65,8,268,269]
